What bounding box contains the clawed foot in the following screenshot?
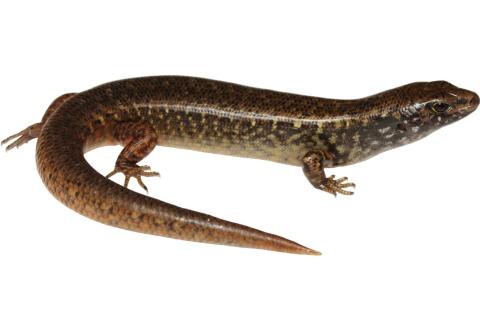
[319,175,356,196]
[2,123,42,151]
[106,163,160,193]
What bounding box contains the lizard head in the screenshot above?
[393,81,478,141]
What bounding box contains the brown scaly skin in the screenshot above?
[2,76,479,255]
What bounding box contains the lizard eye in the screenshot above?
[429,102,451,114]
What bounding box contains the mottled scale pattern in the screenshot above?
[4,76,479,254]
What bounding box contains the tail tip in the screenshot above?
[304,248,322,256]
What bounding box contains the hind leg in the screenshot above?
[2,93,76,150]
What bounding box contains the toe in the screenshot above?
[123,176,131,188]
[136,176,149,193]
[1,132,23,146]
[142,170,160,177]
[106,169,119,179]
[337,189,354,195]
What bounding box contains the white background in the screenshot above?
[0,1,479,311]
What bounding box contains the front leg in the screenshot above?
[302,151,355,196]
[106,121,159,193]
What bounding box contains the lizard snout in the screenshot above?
[469,92,479,110]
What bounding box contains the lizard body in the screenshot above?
[3,77,478,254]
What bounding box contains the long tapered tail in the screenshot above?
[30,113,320,255]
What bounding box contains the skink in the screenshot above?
[3,77,478,254]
